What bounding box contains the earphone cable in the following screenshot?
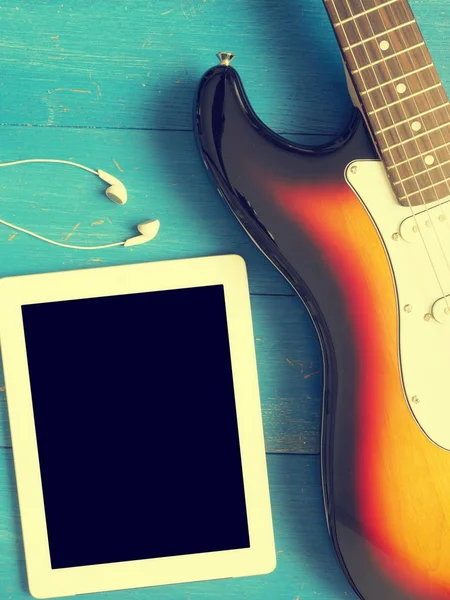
[0,217,123,250]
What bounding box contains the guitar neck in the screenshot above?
[323,0,450,206]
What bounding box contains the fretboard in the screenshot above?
[323,0,450,207]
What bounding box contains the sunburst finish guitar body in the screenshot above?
[195,2,450,600]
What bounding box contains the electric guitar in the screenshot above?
[195,2,450,599]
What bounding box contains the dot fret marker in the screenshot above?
[322,0,450,207]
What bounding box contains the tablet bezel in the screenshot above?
[0,255,275,598]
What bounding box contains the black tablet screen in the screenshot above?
[21,285,250,569]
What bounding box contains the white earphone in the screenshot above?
[0,159,160,250]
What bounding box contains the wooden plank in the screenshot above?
[0,126,298,295]
[0,127,326,455]
[251,296,322,454]
[0,294,323,453]
[0,0,445,135]
[0,450,355,599]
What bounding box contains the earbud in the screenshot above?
[0,158,160,250]
[124,220,161,246]
[97,169,128,205]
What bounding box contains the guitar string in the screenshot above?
[325,0,418,186]
[398,8,450,235]
[374,1,450,240]
[378,4,450,203]
[327,0,450,306]
[328,0,450,309]
[358,0,450,304]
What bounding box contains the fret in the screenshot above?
[360,64,434,95]
[323,0,450,206]
[361,65,438,110]
[382,122,450,151]
[342,19,415,51]
[350,42,425,74]
[387,146,450,184]
[396,175,450,198]
[328,0,400,26]
[367,86,447,133]
[346,20,423,73]
[386,146,449,176]
[397,158,450,184]
[381,131,450,168]
[347,47,432,97]
[387,140,450,169]
[374,102,450,136]
[330,1,414,44]
[400,180,447,198]
[377,114,450,148]
[387,170,445,201]
[367,83,442,114]
[392,161,450,197]
[397,180,450,202]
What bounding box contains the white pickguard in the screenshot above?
[346,159,450,451]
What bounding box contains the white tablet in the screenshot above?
[0,255,275,598]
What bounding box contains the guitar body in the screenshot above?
[195,64,450,600]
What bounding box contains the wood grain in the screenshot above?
[0,125,323,455]
[0,0,351,134]
[0,0,447,597]
[0,0,445,136]
[0,126,302,294]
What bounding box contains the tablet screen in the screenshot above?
[21,284,250,569]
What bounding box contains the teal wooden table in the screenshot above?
[0,1,448,598]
